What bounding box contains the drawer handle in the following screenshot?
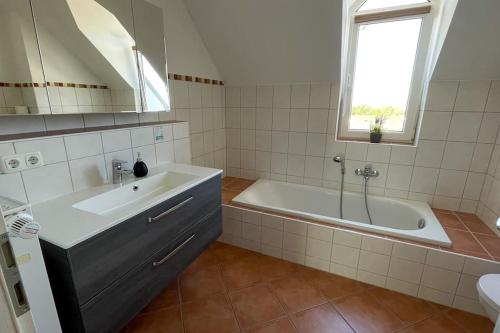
[148,196,193,223]
[153,233,196,267]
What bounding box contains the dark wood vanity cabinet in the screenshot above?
[40,175,222,333]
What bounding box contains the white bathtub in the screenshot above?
[232,179,452,247]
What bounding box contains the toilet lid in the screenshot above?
[478,274,500,311]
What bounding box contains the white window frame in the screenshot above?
[338,1,435,144]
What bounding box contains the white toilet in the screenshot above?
[477,274,500,333]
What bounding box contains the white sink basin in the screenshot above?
[73,171,197,216]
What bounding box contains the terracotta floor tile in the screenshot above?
[221,256,262,291]
[368,287,437,324]
[298,269,366,300]
[291,303,354,333]
[457,213,494,233]
[225,179,255,191]
[446,247,493,260]
[333,292,404,333]
[445,308,494,333]
[446,228,487,254]
[475,233,500,257]
[214,242,256,263]
[142,280,179,313]
[222,177,239,187]
[256,255,304,281]
[270,275,327,313]
[248,318,296,333]
[229,284,285,331]
[180,266,225,302]
[223,190,241,204]
[183,248,219,274]
[126,306,183,333]
[182,293,239,333]
[399,314,468,333]
[436,212,467,230]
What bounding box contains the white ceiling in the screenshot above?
[432,0,500,80]
[183,0,343,85]
[184,0,500,85]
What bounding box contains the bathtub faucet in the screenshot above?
[355,165,379,180]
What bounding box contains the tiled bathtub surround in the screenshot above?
[224,80,500,217]
[220,204,500,316]
[0,122,192,204]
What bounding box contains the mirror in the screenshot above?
[0,0,49,115]
[132,0,170,112]
[31,0,142,114]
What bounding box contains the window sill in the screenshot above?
[336,136,415,146]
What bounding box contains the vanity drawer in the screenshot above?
[69,175,221,305]
[80,208,222,333]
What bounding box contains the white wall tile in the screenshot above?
[64,133,103,160]
[388,257,423,284]
[291,84,310,108]
[309,83,331,109]
[390,146,416,165]
[421,265,460,293]
[414,140,445,168]
[288,132,306,155]
[418,286,454,306]
[308,224,333,242]
[366,144,391,163]
[14,137,67,165]
[357,269,387,288]
[447,113,482,142]
[307,109,329,133]
[425,81,458,111]
[391,243,427,263]
[289,109,308,132]
[410,167,439,194]
[454,81,490,112]
[306,238,332,261]
[441,142,475,171]
[419,112,452,140]
[69,155,107,191]
[0,173,27,203]
[331,244,359,268]
[261,226,283,248]
[386,165,413,191]
[435,170,467,198]
[101,130,132,153]
[334,229,362,248]
[284,233,307,254]
[273,85,291,108]
[261,214,284,230]
[155,141,175,164]
[257,86,273,108]
[359,251,390,275]
[22,162,73,203]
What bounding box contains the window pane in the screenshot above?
[349,18,421,132]
[359,0,428,11]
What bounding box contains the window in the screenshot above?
[338,0,434,143]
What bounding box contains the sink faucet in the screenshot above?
[112,160,133,185]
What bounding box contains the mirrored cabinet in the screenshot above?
[0,0,170,116]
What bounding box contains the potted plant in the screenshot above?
[370,117,383,143]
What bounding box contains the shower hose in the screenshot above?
[363,177,373,225]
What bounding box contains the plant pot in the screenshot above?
[370,132,382,143]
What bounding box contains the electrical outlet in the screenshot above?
[25,152,43,168]
[0,155,27,173]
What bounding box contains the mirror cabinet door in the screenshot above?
[132,0,170,112]
[31,0,142,114]
[0,0,49,115]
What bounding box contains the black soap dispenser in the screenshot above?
[133,152,148,177]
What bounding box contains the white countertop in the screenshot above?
[32,163,222,249]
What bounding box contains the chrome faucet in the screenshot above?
[355,165,379,180]
[112,160,133,184]
[333,154,346,175]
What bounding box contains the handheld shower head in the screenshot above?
[333,154,346,174]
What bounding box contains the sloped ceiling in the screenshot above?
[184,0,500,85]
[432,0,500,80]
[183,0,343,85]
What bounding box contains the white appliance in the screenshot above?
[0,196,61,333]
[478,274,500,333]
